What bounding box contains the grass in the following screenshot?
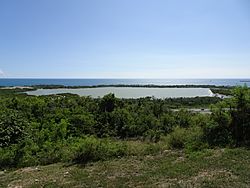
[1,148,250,187]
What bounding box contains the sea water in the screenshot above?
[0,79,250,87]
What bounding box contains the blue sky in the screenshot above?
[0,0,249,78]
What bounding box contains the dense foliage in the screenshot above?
[0,86,249,168]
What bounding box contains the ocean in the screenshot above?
[0,79,249,87]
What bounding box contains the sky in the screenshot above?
[0,0,249,78]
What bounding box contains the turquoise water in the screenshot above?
[0,79,249,87]
[26,87,213,99]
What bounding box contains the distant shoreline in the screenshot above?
[240,80,250,82]
[0,84,235,91]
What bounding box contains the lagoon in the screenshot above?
[25,87,214,99]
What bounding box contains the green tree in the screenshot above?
[111,108,134,138]
[99,93,117,112]
[69,113,96,136]
[0,109,28,147]
[230,86,250,146]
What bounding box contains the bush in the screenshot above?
[143,130,161,143]
[166,126,187,149]
[16,138,40,167]
[184,126,208,152]
[36,141,65,165]
[71,136,127,164]
[166,126,207,151]
[0,146,17,168]
[202,120,233,147]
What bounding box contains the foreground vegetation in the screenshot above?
[1,148,250,187]
[0,85,249,187]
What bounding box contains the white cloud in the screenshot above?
[0,69,5,77]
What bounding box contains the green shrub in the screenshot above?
[37,141,65,165]
[71,136,127,164]
[166,126,187,149]
[0,146,17,168]
[184,126,208,152]
[16,138,40,167]
[202,120,233,147]
[166,126,207,151]
[143,130,161,143]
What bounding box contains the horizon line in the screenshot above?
[0,77,250,80]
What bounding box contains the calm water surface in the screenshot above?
[26,87,214,99]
